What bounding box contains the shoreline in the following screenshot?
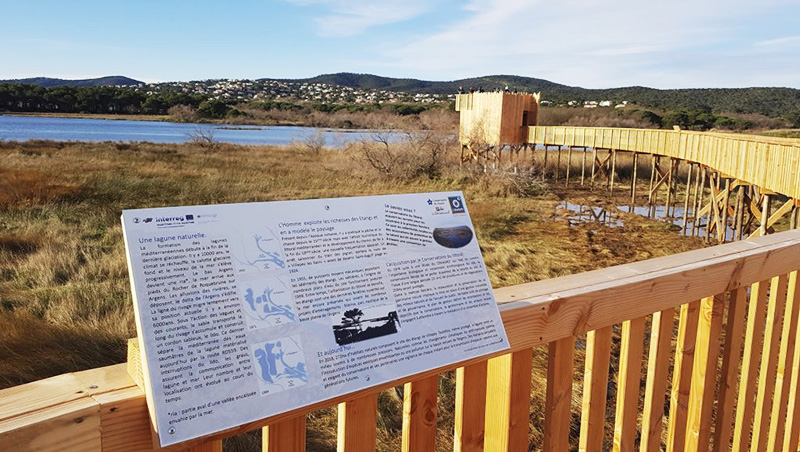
[0,112,318,129]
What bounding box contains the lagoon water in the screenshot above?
[0,115,379,146]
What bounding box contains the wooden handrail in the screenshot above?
[3,229,800,451]
[527,126,800,199]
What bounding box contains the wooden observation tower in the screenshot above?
[455,91,541,161]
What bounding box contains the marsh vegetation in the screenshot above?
[0,136,706,451]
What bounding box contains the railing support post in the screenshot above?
[485,350,532,452]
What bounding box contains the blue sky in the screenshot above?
[1,0,799,89]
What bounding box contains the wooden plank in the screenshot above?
[264,415,306,452]
[544,336,576,452]
[711,288,747,452]
[190,441,223,452]
[0,398,101,452]
[402,375,438,452]
[666,301,700,452]
[578,326,613,452]
[731,279,770,452]
[5,232,800,452]
[782,272,800,452]
[768,271,800,452]
[337,393,378,452]
[454,362,487,452]
[612,317,646,452]
[91,386,156,452]
[484,350,532,452]
[640,308,675,452]
[751,274,790,452]
[683,295,724,452]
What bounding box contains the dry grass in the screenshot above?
[0,138,706,451]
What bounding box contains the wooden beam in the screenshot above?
[711,288,747,452]
[337,394,378,452]
[681,164,693,236]
[612,317,646,452]
[6,232,800,452]
[781,271,800,452]
[640,309,675,452]
[666,301,700,452]
[578,327,612,452]
[544,337,575,452]
[484,350,532,452]
[731,279,770,452]
[767,271,800,452]
[454,362,487,452]
[263,416,306,452]
[683,295,724,452]
[750,274,790,452]
[402,375,438,452]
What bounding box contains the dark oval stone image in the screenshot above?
[432,225,474,248]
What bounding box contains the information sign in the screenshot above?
[122,192,509,446]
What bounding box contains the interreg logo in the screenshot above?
[154,214,195,224]
[448,196,466,214]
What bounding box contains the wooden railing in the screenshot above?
[527,126,800,199]
[3,229,800,452]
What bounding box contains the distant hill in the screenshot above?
[282,73,800,117]
[0,76,143,88]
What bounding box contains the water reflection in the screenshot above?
[557,201,735,240]
[555,202,625,228]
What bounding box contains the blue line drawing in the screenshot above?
[250,234,285,269]
[252,337,308,395]
[232,227,285,274]
[244,286,296,323]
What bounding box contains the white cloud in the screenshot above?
[755,35,800,47]
[381,0,800,88]
[285,0,435,37]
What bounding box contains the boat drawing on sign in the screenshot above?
[332,306,401,346]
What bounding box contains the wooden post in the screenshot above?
[609,150,617,196]
[731,280,770,452]
[751,275,790,452]
[683,295,724,452]
[581,147,587,186]
[733,185,745,241]
[264,416,306,452]
[578,327,613,452]
[402,376,439,452]
[556,146,561,180]
[544,337,575,452]
[640,308,675,452]
[681,164,693,236]
[648,156,658,217]
[543,146,549,178]
[485,350,532,452]
[612,317,646,452]
[665,158,674,219]
[719,179,730,242]
[338,394,378,452]
[759,194,770,237]
[790,202,797,229]
[666,301,700,452]
[454,362,487,452]
[566,146,572,187]
[590,147,598,190]
[712,288,748,452]
[630,152,638,204]
[691,166,704,237]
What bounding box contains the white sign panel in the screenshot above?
[121,192,508,447]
